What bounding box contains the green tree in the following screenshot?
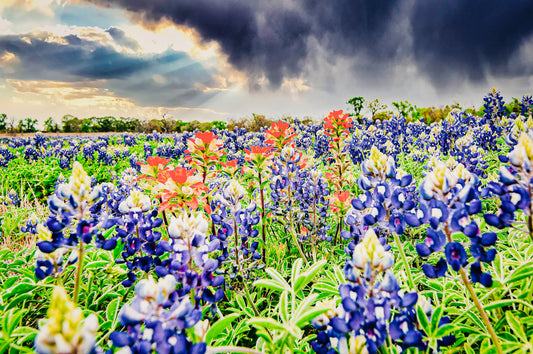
[505,97,522,115]
[80,118,93,132]
[367,99,388,120]
[18,117,37,133]
[62,115,82,132]
[211,120,227,130]
[392,100,417,119]
[44,117,59,132]
[0,113,7,132]
[347,96,365,117]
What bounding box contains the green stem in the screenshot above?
[234,217,240,271]
[527,211,533,241]
[459,267,502,354]
[288,186,308,265]
[289,224,308,266]
[73,241,84,304]
[243,281,260,317]
[392,231,415,290]
[259,172,267,264]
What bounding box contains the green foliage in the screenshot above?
[249,259,328,353]
[416,105,453,124]
[392,100,418,119]
[43,117,59,133]
[366,98,388,119]
[347,96,365,117]
[505,97,522,116]
[0,114,7,132]
[228,114,274,132]
[17,118,37,133]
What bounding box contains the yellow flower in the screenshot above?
[422,159,457,198]
[453,163,472,182]
[35,286,98,354]
[349,335,369,354]
[353,229,393,271]
[37,224,52,242]
[68,162,92,201]
[362,146,394,178]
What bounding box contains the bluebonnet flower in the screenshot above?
[24,146,41,162]
[115,202,167,287]
[297,168,330,244]
[35,286,98,354]
[212,180,261,285]
[483,88,506,124]
[415,157,496,287]
[34,162,118,280]
[21,213,40,234]
[0,143,15,167]
[110,275,206,354]
[520,94,533,116]
[347,146,416,240]
[484,132,533,244]
[7,189,21,207]
[311,229,448,354]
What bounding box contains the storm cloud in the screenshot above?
[86,0,533,89]
[0,33,148,81]
[105,27,140,50]
[0,32,217,107]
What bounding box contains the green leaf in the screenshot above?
[505,312,527,343]
[279,291,289,324]
[506,261,533,284]
[106,298,121,322]
[113,238,124,260]
[205,313,240,345]
[312,283,339,298]
[464,343,476,354]
[84,260,109,270]
[264,268,291,292]
[416,305,431,336]
[291,258,303,287]
[431,305,444,333]
[434,324,457,339]
[295,307,329,328]
[293,293,319,322]
[254,279,286,293]
[103,225,117,239]
[235,294,246,312]
[485,299,533,312]
[248,317,286,331]
[301,260,327,287]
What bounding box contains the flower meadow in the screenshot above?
[0,90,533,354]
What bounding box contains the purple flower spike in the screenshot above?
[445,242,468,272]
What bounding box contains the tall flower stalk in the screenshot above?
[415,157,502,353]
[322,110,354,245]
[245,145,274,264]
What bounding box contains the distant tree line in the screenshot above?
[345,97,510,124]
[0,114,228,134]
[226,113,315,132]
[0,96,522,134]
[0,113,318,134]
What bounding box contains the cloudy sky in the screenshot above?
[1,0,533,124]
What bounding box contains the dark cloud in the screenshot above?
[410,0,533,84]
[0,34,148,81]
[108,52,217,107]
[88,0,313,87]
[105,27,140,50]
[86,0,533,89]
[0,33,217,107]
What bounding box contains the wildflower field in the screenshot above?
[1,90,533,354]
